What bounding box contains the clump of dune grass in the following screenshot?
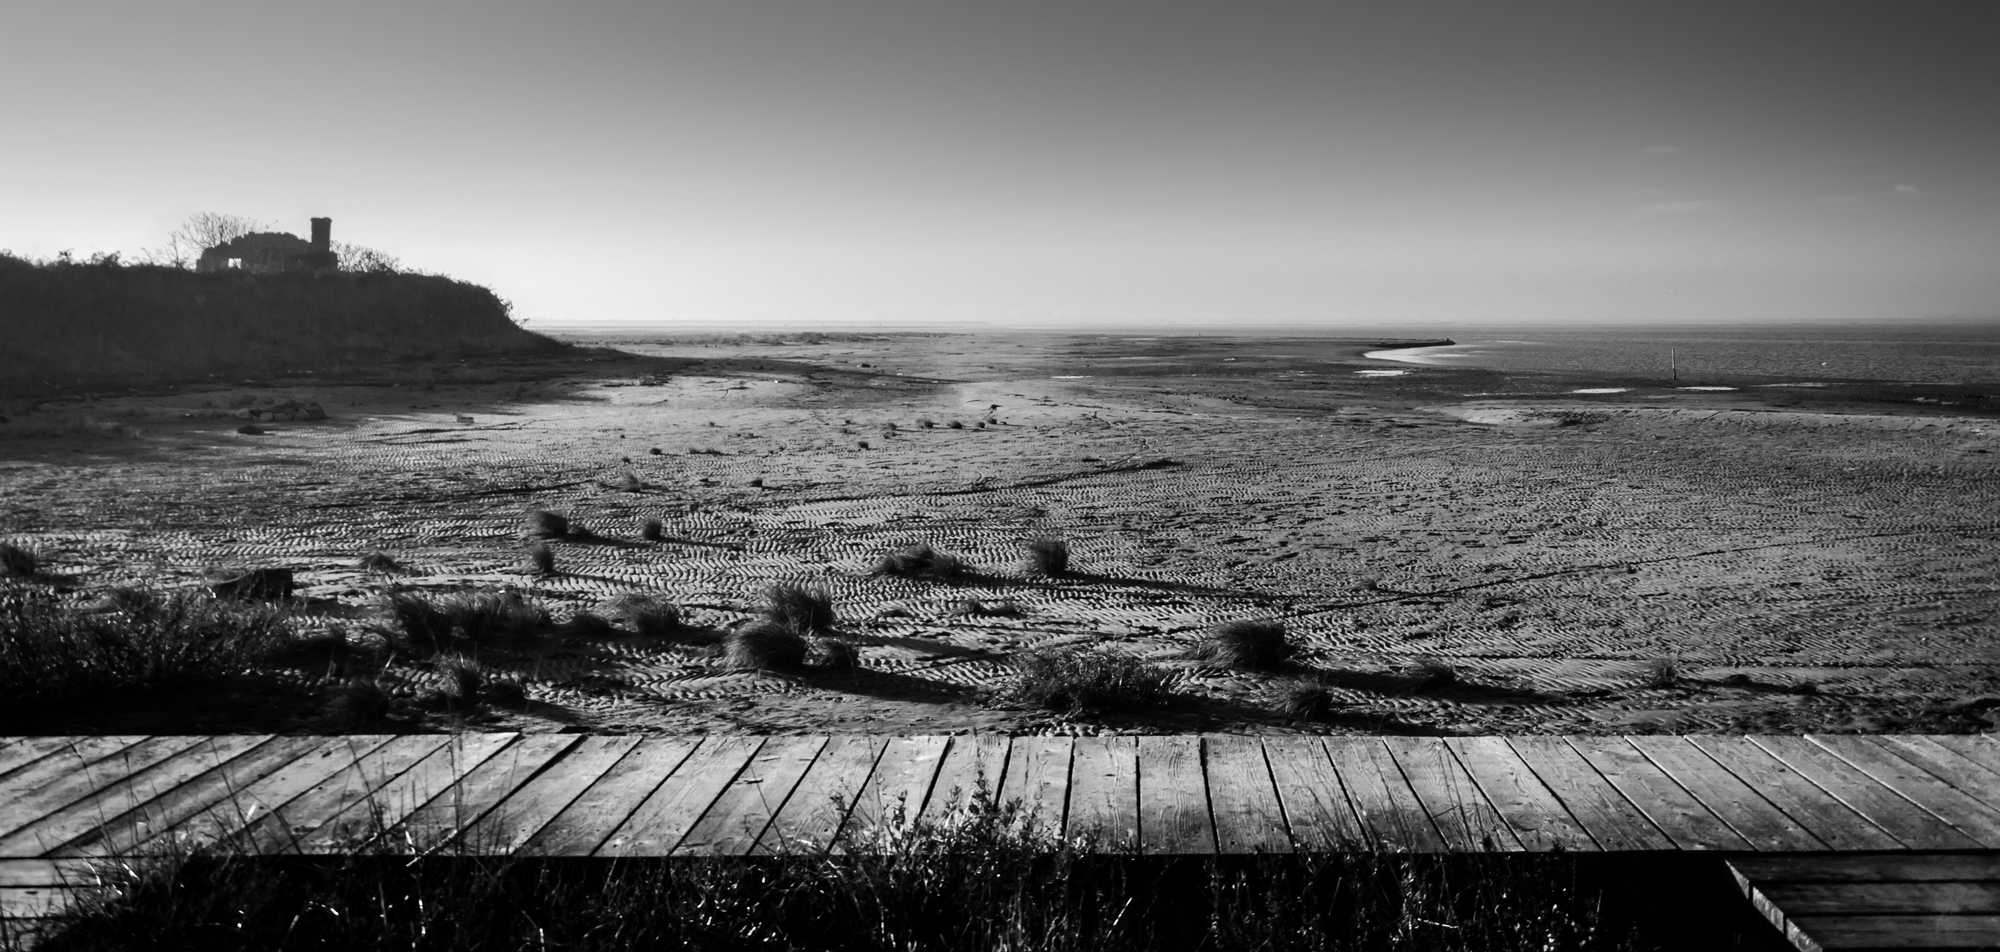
[1642,656,1680,688]
[917,418,935,429]
[762,581,836,636]
[527,541,557,576]
[601,470,643,492]
[808,636,861,672]
[524,510,569,539]
[724,619,809,670]
[383,590,549,653]
[28,778,1647,952]
[0,541,39,579]
[0,591,293,710]
[555,612,614,638]
[640,516,665,541]
[598,593,681,637]
[357,551,406,574]
[951,598,1024,618]
[1271,675,1343,720]
[1024,536,1069,576]
[1010,646,1180,716]
[436,655,485,705]
[1409,657,1459,690]
[857,440,870,450]
[874,542,969,580]
[1189,619,1293,671]
[324,678,393,729]
[947,419,964,429]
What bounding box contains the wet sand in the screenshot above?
[2,331,1996,737]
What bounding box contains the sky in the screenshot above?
[3,1,1998,328]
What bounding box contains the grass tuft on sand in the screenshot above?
[524,509,569,539]
[1270,675,1343,720]
[323,678,392,730]
[724,619,809,671]
[807,636,861,671]
[357,551,407,574]
[1024,536,1070,576]
[528,541,557,576]
[0,591,292,710]
[874,542,969,581]
[1189,619,1293,671]
[762,582,836,636]
[1010,646,1180,716]
[598,593,681,637]
[384,590,549,653]
[0,541,38,578]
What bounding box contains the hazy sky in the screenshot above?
[4,1,1997,327]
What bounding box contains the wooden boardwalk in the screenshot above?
[4,733,2000,941]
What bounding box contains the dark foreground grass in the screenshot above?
[14,792,1670,952]
[0,590,293,709]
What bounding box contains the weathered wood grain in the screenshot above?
[0,739,89,784]
[458,736,644,854]
[1787,914,2000,949]
[918,735,1010,825]
[1066,736,1138,848]
[1562,736,1746,850]
[674,736,826,856]
[0,735,270,857]
[999,735,1073,839]
[1443,737,1594,851]
[1202,736,1290,854]
[1382,736,1520,852]
[1746,735,1978,850]
[389,735,579,854]
[1629,735,1822,851]
[1804,735,2000,848]
[1326,738,1447,853]
[1137,735,1211,855]
[837,735,949,847]
[1505,737,1672,851]
[598,736,762,856]
[756,735,888,855]
[161,736,397,851]
[232,735,452,854]
[1870,736,2000,812]
[295,733,520,854]
[520,736,701,857]
[51,736,326,858]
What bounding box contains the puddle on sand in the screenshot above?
[1571,387,1629,394]
[1678,386,1737,391]
[1355,370,1407,377]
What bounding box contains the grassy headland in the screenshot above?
[0,254,566,394]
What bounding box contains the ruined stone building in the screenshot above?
[194,217,338,274]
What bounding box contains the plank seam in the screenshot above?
[1625,736,1828,852]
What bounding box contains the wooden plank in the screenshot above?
[837,735,949,846]
[1805,735,2000,848]
[1202,736,1291,854]
[919,735,1010,824]
[1926,736,2000,789]
[453,735,643,854]
[598,736,762,856]
[154,735,397,851]
[755,735,888,855]
[0,736,211,843]
[998,736,1072,839]
[1683,736,1900,851]
[1264,738,1368,850]
[0,738,85,782]
[1324,738,1447,853]
[1563,736,1747,851]
[1872,736,2000,811]
[1443,737,1596,851]
[1066,736,1138,849]
[50,736,327,858]
[1627,736,1823,851]
[0,735,271,857]
[1746,735,1979,850]
[1382,736,1520,852]
[0,885,100,920]
[0,859,119,888]
[388,735,579,854]
[1787,914,2000,949]
[674,736,826,856]
[294,733,520,853]
[1731,854,2000,883]
[520,736,701,857]
[0,737,150,813]
[1505,737,1672,851]
[1760,881,2000,915]
[1137,735,1212,855]
[232,735,453,853]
